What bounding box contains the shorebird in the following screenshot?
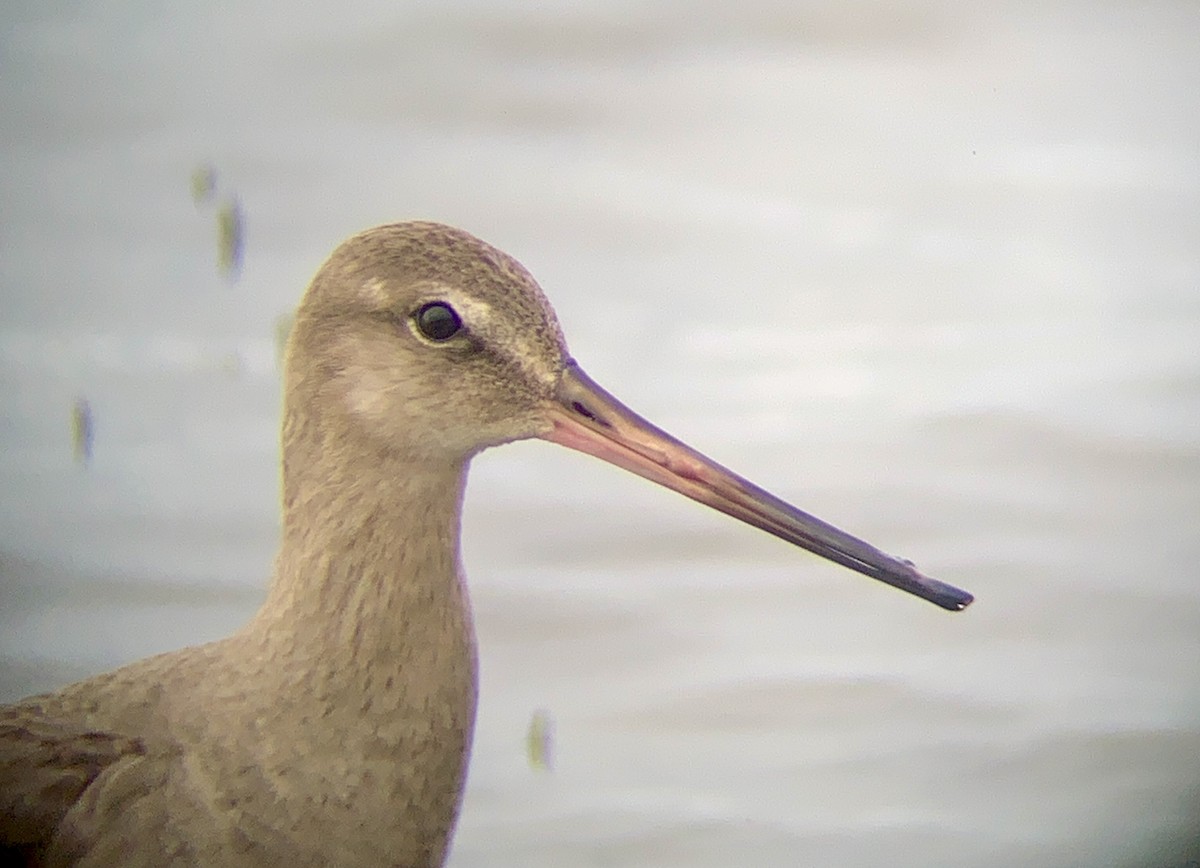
[0,222,972,867]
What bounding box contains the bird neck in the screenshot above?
[223,423,478,866]
[247,408,477,692]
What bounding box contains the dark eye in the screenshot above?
[415,302,462,341]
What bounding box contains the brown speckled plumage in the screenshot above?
[1,223,570,867]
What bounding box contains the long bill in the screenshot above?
[541,360,973,612]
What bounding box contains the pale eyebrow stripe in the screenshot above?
[449,294,558,388]
[359,278,389,307]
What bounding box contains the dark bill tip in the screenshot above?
[543,360,976,613]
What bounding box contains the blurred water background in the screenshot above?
[1,1,1198,865]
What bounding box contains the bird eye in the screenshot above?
[414,302,462,341]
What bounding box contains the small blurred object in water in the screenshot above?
[190,163,217,205]
[526,708,554,772]
[274,310,295,368]
[220,351,244,379]
[71,397,93,468]
[217,197,244,281]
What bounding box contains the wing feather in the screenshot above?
[0,707,145,864]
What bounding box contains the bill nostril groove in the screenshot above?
[571,401,612,428]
